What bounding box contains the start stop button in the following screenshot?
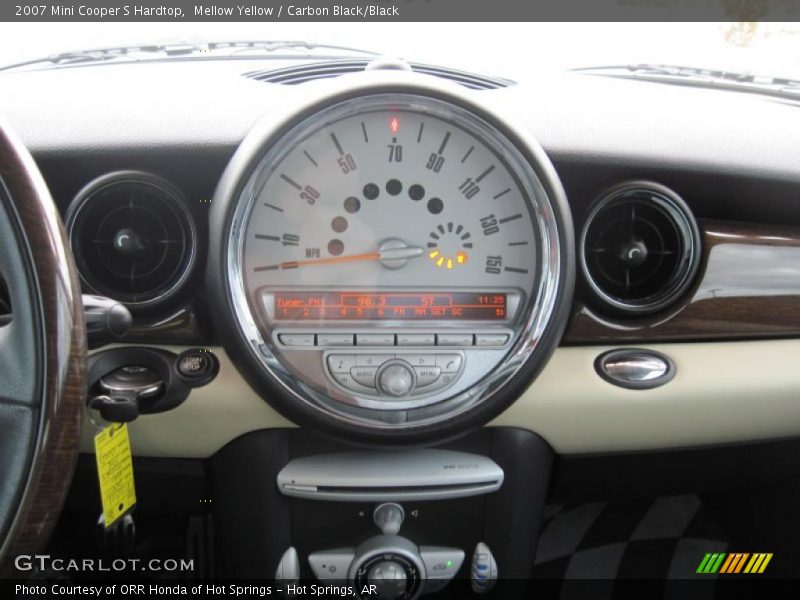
[175,348,219,387]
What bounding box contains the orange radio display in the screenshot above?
[274,292,507,320]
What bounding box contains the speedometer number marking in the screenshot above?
[458,177,480,199]
[426,153,445,173]
[282,234,300,247]
[331,133,358,174]
[300,185,320,205]
[387,141,403,162]
[485,255,503,274]
[337,154,358,174]
[426,131,450,173]
[480,214,500,235]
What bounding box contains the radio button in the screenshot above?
[435,354,463,373]
[475,333,510,347]
[356,354,394,368]
[419,547,465,580]
[397,333,436,346]
[436,333,474,346]
[356,333,396,346]
[279,333,315,346]
[327,354,357,373]
[414,366,442,387]
[317,333,354,346]
[440,372,458,386]
[330,372,374,394]
[400,354,437,368]
[308,549,354,582]
[419,374,452,393]
[351,366,379,387]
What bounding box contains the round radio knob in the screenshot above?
[378,361,415,397]
[367,560,408,599]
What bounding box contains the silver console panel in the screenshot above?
[326,351,465,398]
[277,449,504,502]
[308,538,464,599]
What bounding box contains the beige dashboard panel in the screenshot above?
[493,339,800,453]
[80,340,800,457]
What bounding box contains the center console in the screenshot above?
[210,427,552,597]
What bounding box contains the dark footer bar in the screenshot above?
[5,578,798,600]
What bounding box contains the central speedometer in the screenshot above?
[211,74,573,443]
[242,99,537,300]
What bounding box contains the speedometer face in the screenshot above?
[241,97,538,313]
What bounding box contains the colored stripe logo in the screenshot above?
[697,553,772,574]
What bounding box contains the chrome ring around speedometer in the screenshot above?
[208,69,574,443]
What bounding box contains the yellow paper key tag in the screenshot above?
[94,423,136,528]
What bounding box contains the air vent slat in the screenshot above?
[0,275,11,324]
[245,60,515,90]
[66,172,196,308]
[580,183,700,315]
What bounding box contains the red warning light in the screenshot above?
[390,116,400,135]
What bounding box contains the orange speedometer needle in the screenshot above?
[253,245,424,272]
[288,251,381,268]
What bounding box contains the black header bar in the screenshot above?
[4,0,800,23]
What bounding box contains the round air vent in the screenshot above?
[66,171,196,308]
[580,182,701,315]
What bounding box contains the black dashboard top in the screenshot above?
[1,59,798,178]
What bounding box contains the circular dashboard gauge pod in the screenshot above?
[207,68,575,444]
